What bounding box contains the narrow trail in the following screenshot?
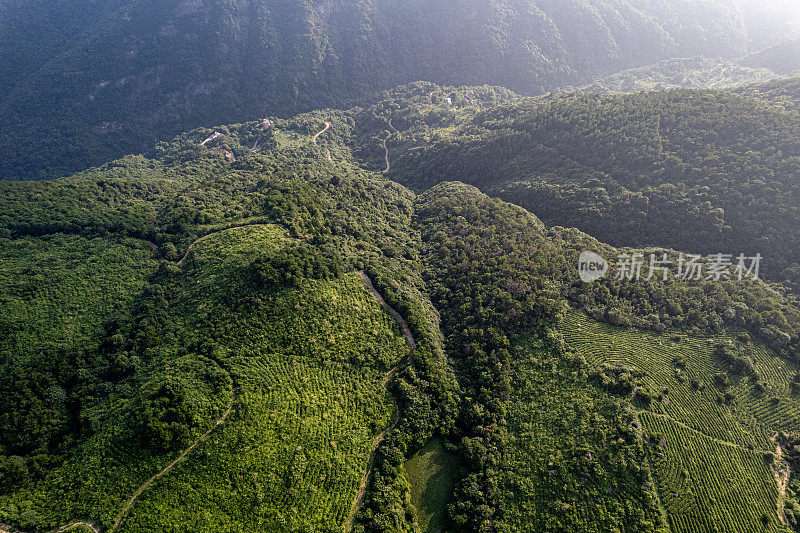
[640,411,753,453]
[311,121,331,144]
[176,225,269,266]
[358,271,415,352]
[54,522,100,533]
[1,521,102,533]
[381,136,390,174]
[1,401,234,533]
[771,433,791,524]
[344,272,416,531]
[381,119,399,174]
[200,132,221,146]
[145,224,279,266]
[111,402,234,530]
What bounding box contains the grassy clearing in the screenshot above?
[404,438,460,532]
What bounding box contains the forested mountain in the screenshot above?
[736,77,800,114]
[1,82,800,531]
[1,0,798,179]
[329,82,800,292]
[3,2,800,529]
[0,0,129,102]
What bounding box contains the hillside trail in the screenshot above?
[144,223,284,266]
[344,272,416,531]
[54,522,100,533]
[381,136,390,173]
[311,121,331,144]
[111,401,234,530]
[0,522,101,533]
[771,433,791,524]
[0,402,234,533]
[381,118,399,174]
[388,118,400,136]
[176,224,272,266]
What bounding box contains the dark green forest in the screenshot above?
[346,83,800,295]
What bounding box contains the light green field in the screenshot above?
[404,438,460,532]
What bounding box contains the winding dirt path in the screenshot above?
[2,401,234,533]
[145,224,279,266]
[771,433,791,524]
[381,136,391,174]
[54,522,100,533]
[311,121,331,144]
[344,272,416,531]
[1,523,100,533]
[380,118,400,174]
[111,402,234,530]
[176,225,269,266]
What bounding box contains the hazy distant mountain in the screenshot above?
[743,38,800,75]
[577,58,782,93]
[1,0,798,179]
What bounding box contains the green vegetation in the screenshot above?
[743,38,800,76]
[501,333,666,532]
[562,311,800,532]
[404,439,460,533]
[356,85,800,294]
[736,77,800,114]
[3,74,800,532]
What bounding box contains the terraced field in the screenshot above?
[500,334,666,533]
[560,311,800,532]
[0,226,408,532]
[116,227,408,531]
[642,412,780,532]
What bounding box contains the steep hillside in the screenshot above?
[0,132,456,532]
[1,0,797,179]
[743,39,800,76]
[413,182,800,532]
[736,77,800,114]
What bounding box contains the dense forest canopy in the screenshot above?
[340,81,800,292]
